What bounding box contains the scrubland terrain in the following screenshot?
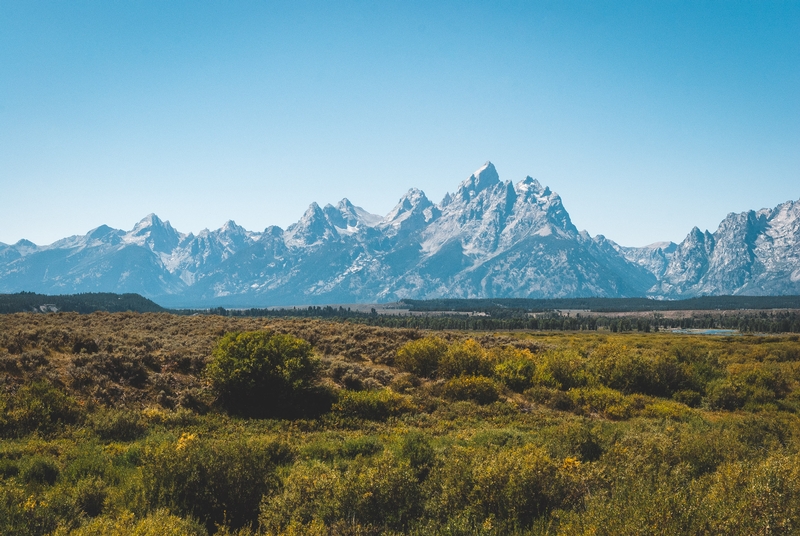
[2,312,800,535]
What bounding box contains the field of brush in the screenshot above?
[2,312,800,535]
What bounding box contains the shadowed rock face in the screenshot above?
[1,163,798,306]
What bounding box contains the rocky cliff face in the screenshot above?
[632,199,800,297]
[1,163,797,306]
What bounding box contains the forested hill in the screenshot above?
[0,292,166,314]
[401,295,800,314]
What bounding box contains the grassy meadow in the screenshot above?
[2,312,800,535]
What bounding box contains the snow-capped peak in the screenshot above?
[325,198,382,231]
[284,202,339,247]
[515,176,544,196]
[454,161,500,201]
[385,189,431,220]
[132,213,165,231]
[381,188,439,234]
[124,214,183,253]
[220,220,241,233]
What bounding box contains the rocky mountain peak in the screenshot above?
[126,214,182,253]
[132,213,164,231]
[454,162,500,202]
[285,202,339,247]
[220,220,243,233]
[86,224,123,247]
[259,225,285,244]
[336,198,355,211]
[211,220,253,250]
[383,188,436,233]
[324,199,382,230]
[1,164,797,304]
[14,239,38,248]
[515,176,544,196]
[87,225,116,240]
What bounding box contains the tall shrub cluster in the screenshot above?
[205,330,320,417]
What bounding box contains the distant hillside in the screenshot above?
[401,295,800,314]
[0,292,166,314]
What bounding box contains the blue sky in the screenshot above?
[1,1,798,247]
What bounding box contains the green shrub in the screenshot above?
[705,378,743,410]
[441,376,500,405]
[142,434,291,531]
[0,458,19,479]
[259,460,340,531]
[341,435,383,458]
[90,408,146,441]
[493,347,537,392]
[672,389,703,407]
[429,444,563,531]
[2,381,81,437]
[67,509,207,536]
[594,346,655,393]
[73,477,107,517]
[302,434,384,461]
[568,386,646,420]
[537,349,588,390]
[389,372,420,393]
[205,330,319,417]
[705,365,790,411]
[671,344,725,392]
[471,444,561,528]
[338,450,421,530]
[62,443,112,484]
[396,336,448,378]
[21,456,60,486]
[261,452,422,532]
[398,431,435,481]
[439,339,493,378]
[524,386,575,411]
[332,389,415,421]
[0,479,61,535]
[591,343,690,397]
[543,420,604,462]
[554,462,700,535]
[701,454,800,533]
[734,364,791,409]
[558,453,800,535]
[733,413,790,451]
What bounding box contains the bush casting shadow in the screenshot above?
[206,330,323,418]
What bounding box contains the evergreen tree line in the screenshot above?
[400,295,800,314]
[196,306,800,334]
[0,292,165,314]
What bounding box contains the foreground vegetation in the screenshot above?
[2,312,800,534]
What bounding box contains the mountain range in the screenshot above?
[1,162,798,307]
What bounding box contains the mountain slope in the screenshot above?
[2,163,797,306]
[645,199,800,297]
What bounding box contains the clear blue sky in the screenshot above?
[1,1,798,247]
